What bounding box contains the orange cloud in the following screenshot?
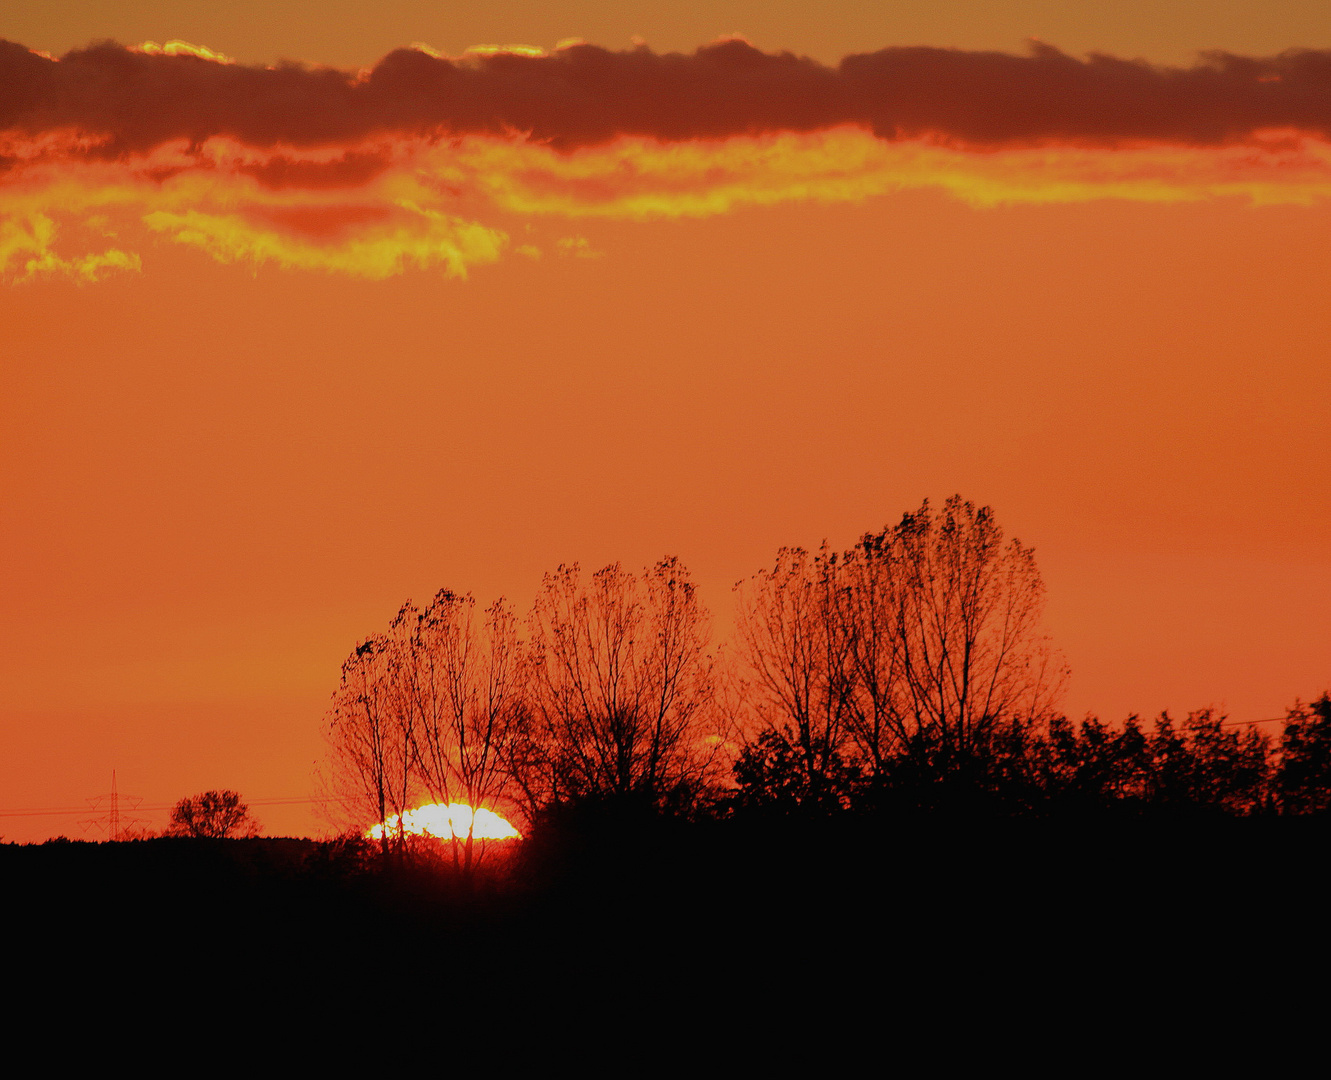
[3,38,1331,279]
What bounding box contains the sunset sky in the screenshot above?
[3,1,1329,841]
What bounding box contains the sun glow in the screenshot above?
[367,803,522,842]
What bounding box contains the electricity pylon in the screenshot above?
[80,771,147,841]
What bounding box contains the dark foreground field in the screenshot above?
[8,811,1330,1012]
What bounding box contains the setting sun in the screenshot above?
[367,803,521,842]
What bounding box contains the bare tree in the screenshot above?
[523,557,719,808]
[323,624,417,861]
[405,590,527,872]
[732,544,857,805]
[882,497,1067,758]
[836,530,909,775]
[322,593,533,865]
[732,497,1067,798]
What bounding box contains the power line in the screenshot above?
[0,792,355,820]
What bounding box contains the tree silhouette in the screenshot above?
[1037,714,1153,812]
[311,502,1331,830]
[730,728,861,815]
[168,790,259,838]
[403,590,526,874]
[733,544,856,808]
[320,556,723,864]
[323,629,416,861]
[1276,694,1331,814]
[521,558,721,809]
[1144,710,1270,814]
[732,497,1067,807]
[860,497,1067,762]
[322,596,528,867]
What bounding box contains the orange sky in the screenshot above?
[3,2,1329,841]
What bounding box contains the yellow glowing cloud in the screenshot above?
[462,44,549,58]
[454,126,1331,217]
[131,40,236,64]
[0,212,140,282]
[142,205,505,279]
[0,135,509,279]
[4,124,1331,281]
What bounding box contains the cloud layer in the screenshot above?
[3,37,1330,279]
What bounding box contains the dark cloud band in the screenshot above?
[2,38,1330,155]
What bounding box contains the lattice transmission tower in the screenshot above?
[80,771,147,841]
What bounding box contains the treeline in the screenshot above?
[322,495,1331,861]
[733,698,1331,818]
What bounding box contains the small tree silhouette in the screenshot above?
[168,790,259,838]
